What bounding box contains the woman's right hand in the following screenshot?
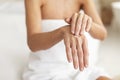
[61,25,89,71]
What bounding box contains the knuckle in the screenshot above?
[73,48,77,53]
[72,13,77,17]
[78,17,82,22]
[74,13,78,18]
[72,49,77,55]
[66,45,70,49]
[89,17,92,22]
[74,12,78,15]
[83,19,87,24]
[65,42,69,47]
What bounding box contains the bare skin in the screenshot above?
[24,0,111,80]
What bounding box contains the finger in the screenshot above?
[71,13,78,34]
[76,37,84,71]
[86,17,92,32]
[64,37,72,63]
[75,13,84,36]
[65,17,71,24]
[82,35,89,68]
[80,14,88,35]
[71,37,79,69]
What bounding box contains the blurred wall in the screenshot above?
[99,0,120,25]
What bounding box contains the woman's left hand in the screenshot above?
[65,12,92,35]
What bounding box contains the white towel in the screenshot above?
[23,20,110,80]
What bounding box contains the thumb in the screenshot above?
[65,17,71,24]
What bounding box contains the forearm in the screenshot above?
[28,25,69,52]
[89,22,107,40]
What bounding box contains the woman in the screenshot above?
[23,0,112,80]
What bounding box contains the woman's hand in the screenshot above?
[62,26,89,71]
[65,12,92,36]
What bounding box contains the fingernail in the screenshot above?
[69,59,72,63]
[75,66,78,69]
[81,31,84,34]
[80,67,84,71]
[85,64,88,68]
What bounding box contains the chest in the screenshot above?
[41,0,82,19]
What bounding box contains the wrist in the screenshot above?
[61,25,71,35]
